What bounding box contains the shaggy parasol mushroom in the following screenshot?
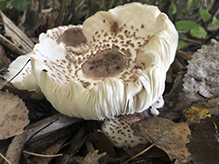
[4,3,178,148]
[31,3,178,120]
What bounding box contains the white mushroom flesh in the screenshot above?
[149,95,164,116]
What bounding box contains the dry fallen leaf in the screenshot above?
[133,117,191,163]
[0,45,11,70]
[0,91,29,140]
[82,150,106,164]
[4,131,27,164]
[187,115,219,164]
[30,137,67,164]
[0,79,8,90]
[0,76,37,99]
[3,86,37,99]
[87,131,115,157]
[207,97,219,115]
[40,13,55,32]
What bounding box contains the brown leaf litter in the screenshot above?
[0,91,29,140]
[187,115,219,164]
[132,117,191,163]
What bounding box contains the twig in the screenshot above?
[123,133,168,163]
[0,34,26,55]
[0,153,11,164]
[1,59,30,90]
[123,143,155,164]
[180,38,202,44]
[86,140,95,153]
[204,27,219,44]
[23,150,62,157]
[38,0,42,14]
[213,122,219,137]
[55,0,64,26]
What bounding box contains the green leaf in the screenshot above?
[178,40,189,48]
[175,20,200,31]
[212,16,219,27]
[0,0,8,11]
[11,0,28,11]
[178,33,188,39]
[171,2,177,14]
[190,26,207,38]
[30,0,34,6]
[199,9,211,22]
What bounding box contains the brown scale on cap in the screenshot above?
[110,22,119,34]
[46,25,89,55]
[82,49,126,78]
[57,27,87,47]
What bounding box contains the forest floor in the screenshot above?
[0,1,219,164]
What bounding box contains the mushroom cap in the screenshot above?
[3,53,41,93]
[102,117,147,148]
[31,3,178,120]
